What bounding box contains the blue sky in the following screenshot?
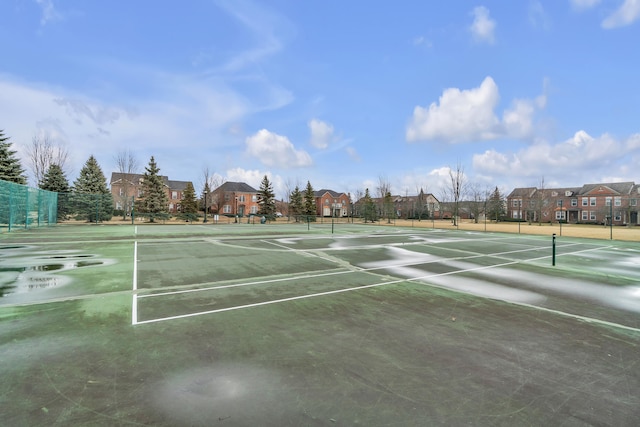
[2,0,640,199]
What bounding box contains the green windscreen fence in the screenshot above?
[0,179,58,232]
[1,180,115,232]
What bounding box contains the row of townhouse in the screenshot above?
[208,183,352,217]
[356,192,442,219]
[506,182,640,225]
[109,173,192,214]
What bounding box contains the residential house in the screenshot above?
[507,182,639,225]
[314,189,350,217]
[109,173,193,214]
[210,182,260,217]
[355,192,441,219]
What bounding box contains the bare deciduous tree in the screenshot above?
[27,133,70,186]
[114,150,140,219]
[449,161,466,226]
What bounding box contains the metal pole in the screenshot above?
[559,199,563,236]
[552,233,556,266]
[610,203,613,240]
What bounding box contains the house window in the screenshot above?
[119,188,124,196]
[590,211,596,221]
[555,211,565,220]
[556,200,563,207]
[614,197,621,206]
[581,198,588,206]
[512,211,521,219]
[250,206,258,214]
[631,199,638,207]
[238,195,245,202]
[252,195,257,202]
[225,194,230,201]
[614,211,621,221]
[223,205,231,213]
[605,197,612,206]
[512,200,521,207]
[571,199,577,207]
[137,189,144,197]
[172,191,178,199]
[590,197,596,206]
[582,211,588,221]
[116,202,123,210]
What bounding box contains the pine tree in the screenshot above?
[289,185,303,222]
[137,156,169,223]
[0,130,27,184]
[257,175,276,217]
[179,182,199,222]
[363,188,377,223]
[487,186,505,222]
[303,181,316,220]
[73,155,113,222]
[40,164,71,220]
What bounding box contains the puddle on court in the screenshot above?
[0,247,110,299]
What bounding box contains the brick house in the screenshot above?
[314,189,350,217]
[354,191,441,219]
[209,181,260,217]
[507,182,639,225]
[109,172,193,214]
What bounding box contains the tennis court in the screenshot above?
[1,223,639,426]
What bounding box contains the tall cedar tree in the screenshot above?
[73,155,113,222]
[289,185,303,221]
[362,188,377,223]
[488,186,505,222]
[383,191,394,223]
[0,130,27,184]
[40,164,71,220]
[179,182,199,222]
[303,181,316,219]
[138,156,169,222]
[257,175,276,216]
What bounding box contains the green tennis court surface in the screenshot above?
[1,223,639,426]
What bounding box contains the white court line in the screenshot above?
[132,241,138,325]
[137,242,610,300]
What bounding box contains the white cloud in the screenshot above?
[407,77,547,144]
[245,129,312,168]
[308,119,334,149]
[569,0,601,10]
[472,130,637,183]
[469,6,496,44]
[406,76,500,143]
[529,1,551,30]
[35,0,62,26]
[346,146,360,162]
[602,0,640,28]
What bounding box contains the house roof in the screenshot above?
[579,182,635,196]
[507,187,537,198]
[110,172,192,191]
[314,189,346,198]
[215,181,259,193]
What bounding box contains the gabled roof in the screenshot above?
[507,187,537,198]
[215,181,258,193]
[110,172,192,191]
[314,189,346,198]
[579,182,635,196]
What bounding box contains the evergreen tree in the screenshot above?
[383,191,394,223]
[257,175,276,217]
[0,130,27,184]
[303,181,316,220]
[179,182,199,222]
[487,186,505,222]
[73,155,113,222]
[40,164,71,220]
[137,156,169,222]
[362,188,377,223]
[289,185,303,222]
